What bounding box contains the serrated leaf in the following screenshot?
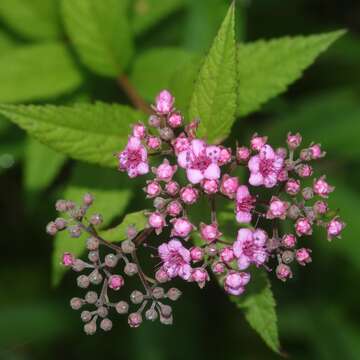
[189,3,237,143]
[0,0,61,41]
[100,211,148,242]
[231,270,280,353]
[52,163,132,286]
[62,0,134,77]
[0,42,83,103]
[237,30,345,116]
[24,139,66,193]
[130,47,197,102]
[131,0,185,36]
[0,103,146,168]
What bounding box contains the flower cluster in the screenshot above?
[48,90,345,333]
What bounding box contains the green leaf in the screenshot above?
[100,210,148,242]
[24,139,66,193]
[232,270,280,353]
[131,0,185,36]
[0,42,83,103]
[130,47,197,102]
[52,162,132,286]
[62,0,134,77]
[189,3,237,143]
[237,30,345,117]
[0,0,61,41]
[0,103,146,167]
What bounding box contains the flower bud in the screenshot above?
[295,248,312,265]
[300,148,312,161]
[144,181,162,198]
[152,287,165,299]
[287,204,301,220]
[200,223,221,243]
[88,251,99,263]
[70,297,83,310]
[104,253,118,268]
[160,127,174,141]
[100,318,113,332]
[224,271,250,295]
[97,306,108,318]
[212,262,225,274]
[77,275,90,289]
[219,247,235,263]
[313,200,328,215]
[302,187,314,200]
[251,134,267,151]
[153,197,167,210]
[83,193,94,206]
[220,175,239,199]
[121,239,136,253]
[62,252,74,267]
[285,178,301,196]
[132,122,146,139]
[167,112,182,128]
[124,262,138,276]
[166,200,183,217]
[201,179,219,194]
[72,259,86,272]
[108,275,124,291]
[313,176,334,198]
[116,301,129,314]
[167,288,182,301]
[327,217,345,240]
[155,90,174,114]
[130,290,144,304]
[190,247,204,262]
[310,144,325,159]
[85,291,98,304]
[287,132,302,149]
[295,218,313,236]
[88,270,102,285]
[236,146,250,162]
[148,114,161,127]
[55,199,68,212]
[276,264,292,281]
[86,237,99,251]
[90,213,103,226]
[171,217,193,238]
[146,136,162,150]
[128,313,143,328]
[84,321,97,335]
[69,225,81,238]
[165,181,180,196]
[296,164,313,178]
[155,268,170,283]
[81,311,92,323]
[55,218,67,230]
[282,250,294,264]
[282,234,297,248]
[145,308,158,321]
[180,185,199,205]
[266,196,289,220]
[46,221,58,236]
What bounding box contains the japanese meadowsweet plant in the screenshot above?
[0,0,347,354]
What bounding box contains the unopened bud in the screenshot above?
[145,308,158,321]
[88,270,103,285]
[152,287,165,299]
[124,262,138,276]
[84,321,97,335]
[85,291,98,304]
[77,275,90,289]
[83,193,94,206]
[130,290,144,304]
[105,254,118,268]
[81,310,92,323]
[282,250,294,264]
[97,306,108,318]
[159,127,174,141]
[167,288,182,301]
[90,213,103,226]
[86,237,99,251]
[116,301,129,314]
[70,297,83,310]
[100,318,112,331]
[121,239,136,254]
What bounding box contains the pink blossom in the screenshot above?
[154,159,177,182]
[220,247,235,263]
[146,136,161,150]
[327,217,345,240]
[277,169,289,182]
[218,147,232,165]
[191,268,209,288]
[166,201,183,217]
[177,139,222,184]
[310,144,325,159]
[171,133,191,155]
[220,174,239,199]
[313,200,328,215]
[155,90,174,114]
[128,313,142,328]
[190,247,204,262]
[250,134,268,151]
[201,179,219,194]
[179,185,199,205]
[287,132,302,149]
[286,178,301,196]
[165,181,180,196]
[108,275,124,290]
[296,164,313,178]
[167,112,183,128]
[148,211,166,234]
[235,185,256,223]
[158,240,192,280]
[212,262,226,274]
[132,123,146,139]
[224,271,250,296]
[295,218,313,236]
[276,264,292,281]
[155,268,170,283]
[171,217,193,238]
[144,181,162,198]
[282,234,297,248]
[62,252,74,267]
[118,136,149,178]
[199,223,222,243]
[296,248,312,266]
[236,146,251,162]
[248,144,284,188]
[266,196,289,220]
[313,176,334,198]
[233,229,268,270]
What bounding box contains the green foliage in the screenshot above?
[52,163,132,286]
[24,139,66,193]
[131,0,185,36]
[0,103,146,167]
[62,0,134,77]
[236,30,346,116]
[189,3,236,143]
[232,270,280,353]
[130,47,197,102]
[0,0,61,41]
[0,42,83,103]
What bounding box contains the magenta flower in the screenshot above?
[158,240,192,280]
[248,144,284,188]
[224,271,251,296]
[153,159,177,182]
[177,139,222,184]
[266,196,289,220]
[235,185,256,224]
[118,136,149,178]
[155,90,174,114]
[233,228,268,270]
[327,217,345,240]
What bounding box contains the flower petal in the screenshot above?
[187,168,204,184]
[204,163,220,180]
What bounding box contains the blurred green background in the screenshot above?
[1,0,360,359]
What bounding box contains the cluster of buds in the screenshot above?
[48,90,345,333]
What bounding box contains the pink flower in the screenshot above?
[166,201,183,217]
[287,132,302,149]
[286,178,301,196]
[167,112,183,128]
[327,217,345,240]
[236,146,251,162]
[248,144,284,188]
[171,133,191,155]
[212,262,225,274]
[108,275,124,290]
[276,264,292,281]
[310,144,325,159]
[180,185,199,205]
[155,268,170,283]
[171,217,193,238]
[153,159,177,182]
[177,139,222,184]
[220,174,239,199]
[266,196,289,220]
[199,223,222,243]
[165,181,180,196]
[296,248,312,266]
[235,185,256,223]
[201,179,219,194]
[277,169,289,182]
[62,252,74,267]
[218,147,232,165]
[158,239,192,280]
[128,313,142,328]
[132,123,146,139]
[219,247,235,263]
[313,200,328,215]
[144,181,162,198]
[296,164,313,178]
[155,90,174,114]
[224,271,251,296]
[233,229,268,270]
[313,176,334,198]
[148,211,166,234]
[118,137,149,178]
[282,234,297,248]
[295,218,313,236]
[146,136,161,150]
[190,247,204,262]
[250,134,268,151]
[191,268,209,288]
